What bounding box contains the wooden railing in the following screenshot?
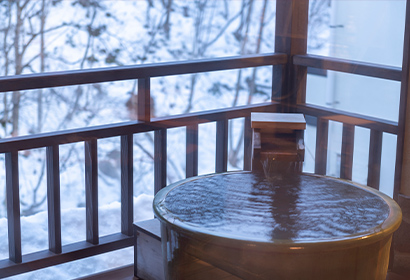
[293,54,401,193]
[0,53,285,278]
[0,50,404,278]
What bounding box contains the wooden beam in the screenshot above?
[397,0,410,198]
[275,0,309,110]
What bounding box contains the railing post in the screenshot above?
[274,0,309,111]
[46,145,62,254]
[121,134,133,236]
[216,119,228,173]
[154,129,167,194]
[340,124,355,180]
[315,117,329,175]
[138,78,151,122]
[243,116,252,171]
[186,124,198,178]
[85,139,99,245]
[367,130,383,189]
[5,151,22,263]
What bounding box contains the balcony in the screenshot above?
[0,0,410,279]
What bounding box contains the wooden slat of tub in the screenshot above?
[134,219,240,280]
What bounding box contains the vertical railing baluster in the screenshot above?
[243,116,252,171]
[340,124,355,180]
[5,151,22,263]
[154,129,167,194]
[46,145,62,253]
[85,139,98,245]
[138,78,151,122]
[121,134,133,236]
[367,130,383,189]
[186,124,198,178]
[271,64,284,103]
[216,119,228,173]
[315,117,328,175]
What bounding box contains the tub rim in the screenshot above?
[153,171,402,252]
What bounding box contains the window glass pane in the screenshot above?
[306,71,401,122]
[308,0,406,67]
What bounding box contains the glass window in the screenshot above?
[308,0,406,67]
[306,71,401,122]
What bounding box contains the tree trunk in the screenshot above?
[37,0,46,133]
[12,0,24,136]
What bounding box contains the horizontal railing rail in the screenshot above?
[293,54,402,81]
[297,103,398,134]
[0,53,287,93]
[0,102,278,153]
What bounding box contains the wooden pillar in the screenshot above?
[393,0,410,273]
[274,0,309,112]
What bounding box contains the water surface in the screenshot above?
[162,173,390,242]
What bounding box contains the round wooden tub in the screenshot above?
[153,172,402,280]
